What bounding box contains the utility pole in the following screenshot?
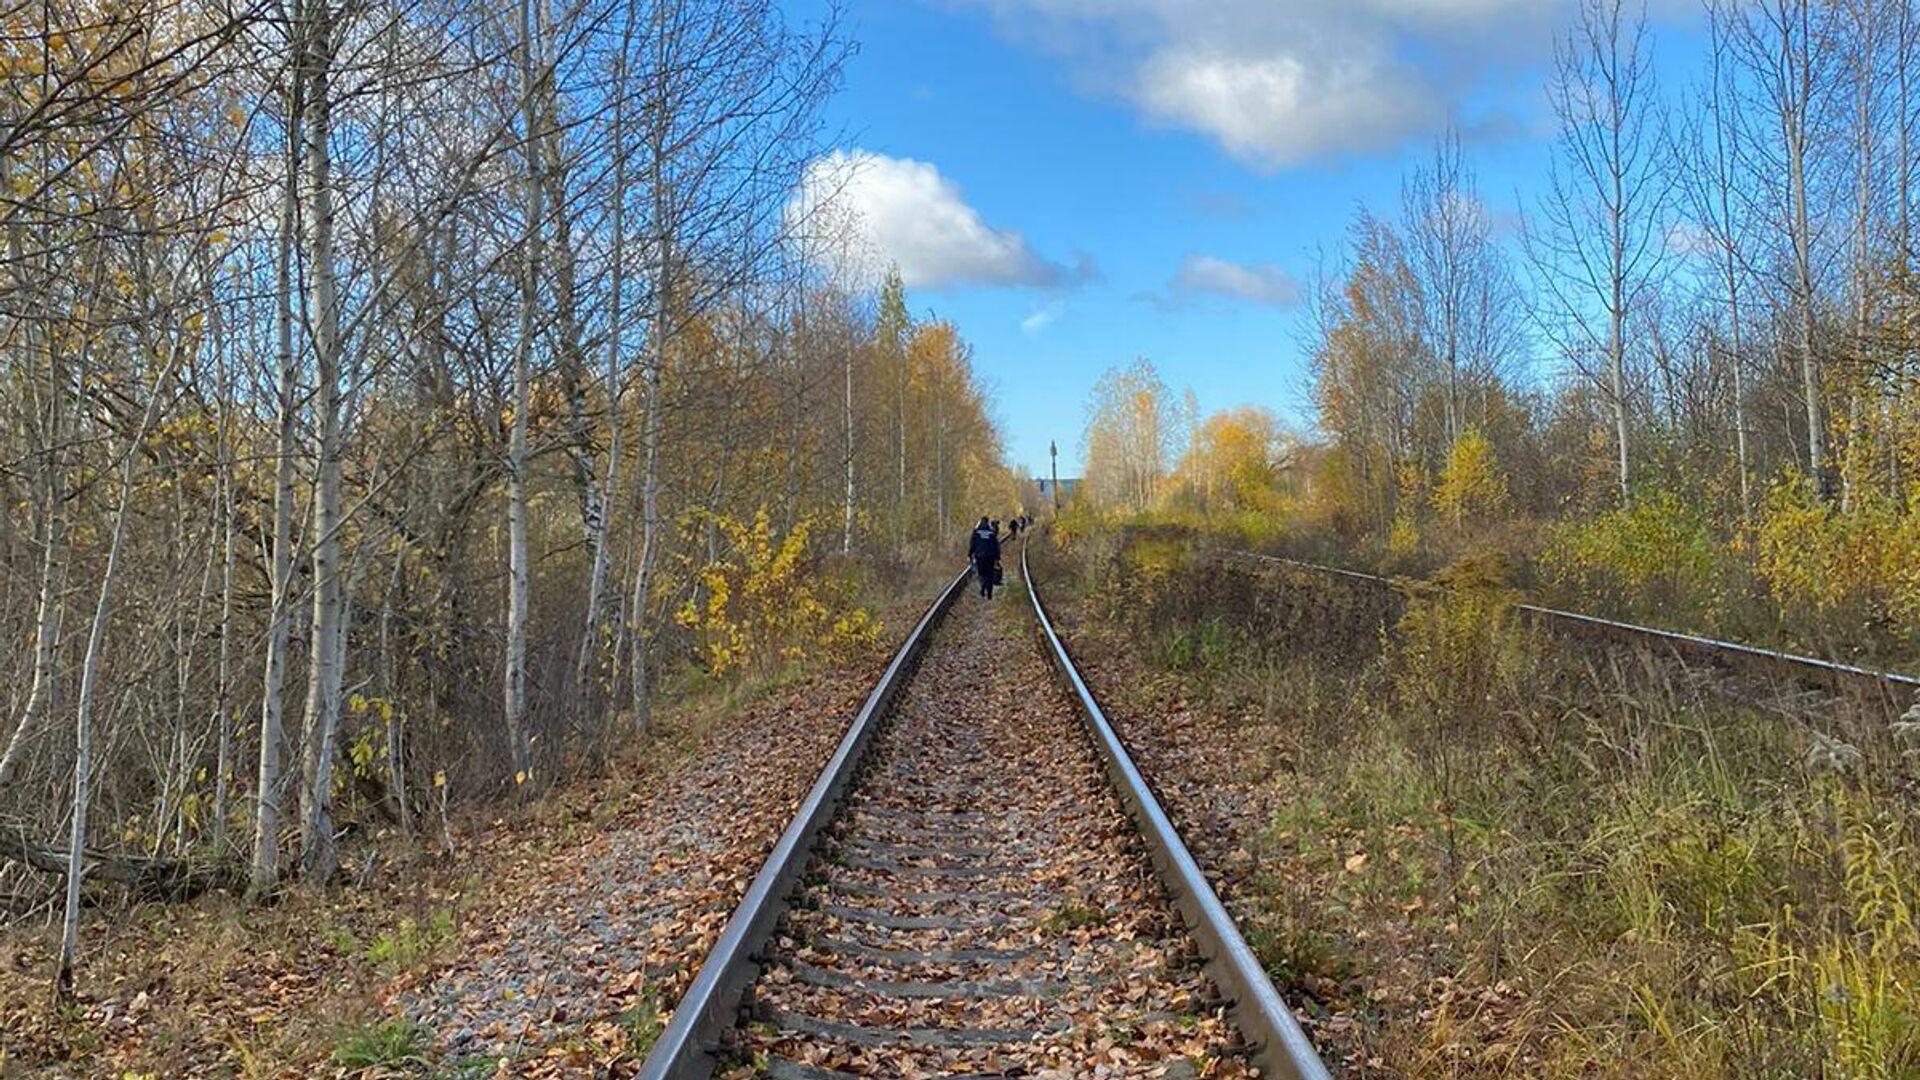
[1049,440,1060,511]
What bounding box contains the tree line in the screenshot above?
[0,0,1012,992]
[1080,0,1920,667]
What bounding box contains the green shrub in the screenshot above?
[364,909,456,975]
[1540,487,1725,627]
[616,999,665,1060]
[1163,618,1235,671]
[1391,551,1527,734]
[331,1018,428,1070]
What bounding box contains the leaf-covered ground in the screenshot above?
[1054,640,1385,1073]
[1,560,1336,1079]
[1026,574,1374,1075]
[395,654,886,1071]
[725,575,1256,1079]
[0,615,919,1078]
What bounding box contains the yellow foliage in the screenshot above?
[1295,443,1369,538]
[1395,459,1430,506]
[674,508,879,676]
[1391,552,1526,730]
[1541,489,1724,623]
[1172,406,1289,516]
[1386,512,1420,562]
[1083,359,1176,511]
[1738,791,1920,1077]
[1754,475,1920,644]
[1432,427,1507,526]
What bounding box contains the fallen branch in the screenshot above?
[0,823,244,901]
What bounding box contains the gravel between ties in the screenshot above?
[727,572,1259,1080]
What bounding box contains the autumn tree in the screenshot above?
[1310,212,1432,533]
[1404,130,1523,446]
[1083,358,1182,512]
[1527,0,1673,505]
[1433,428,1510,527]
[0,0,1024,1004]
[1171,406,1293,515]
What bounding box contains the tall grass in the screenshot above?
[1066,528,1920,1078]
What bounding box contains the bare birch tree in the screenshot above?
[1528,0,1672,504]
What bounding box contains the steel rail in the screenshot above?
[1022,542,1336,1080]
[1221,549,1920,696]
[635,566,973,1080]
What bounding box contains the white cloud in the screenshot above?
[790,149,1073,289]
[1021,300,1065,335]
[954,0,1583,169]
[1139,48,1436,169]
[1146,254,1302,310]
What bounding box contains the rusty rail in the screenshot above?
[635,566,972,1080]
[1023,542,1335,1080]
[1222,549,1920,701]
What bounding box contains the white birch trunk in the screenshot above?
[0,230,66,792]
[503,0,541,783]
[0,461,64,790]
[56,276,178,996]
[628,303,662,730]
[54,432,137,999]
[297,0,347,881]
[208,265,237,856]
[1785,1,1826,492]
[380,549,410,835]
[1608,26,1631,506]
[251,22,303,895]
[628,4,671,731]
[843,325,855,555]
[575,37,631,704]
[1707,17,1752,512]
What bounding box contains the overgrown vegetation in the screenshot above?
[1,0,1021,1003]
[673,511,881,678]
[1064,6,1920,675]
[331,1019,430,1072]
[1058,527,1920,1077]
[0,576,941,1076]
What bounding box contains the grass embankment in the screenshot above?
[1041,525,1920,1079]
[1085,479,1920,677]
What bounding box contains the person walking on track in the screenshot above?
[969,516,1002,599]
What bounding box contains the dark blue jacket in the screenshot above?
[968,526,1000,563]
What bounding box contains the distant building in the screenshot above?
[1034,477,1081,504]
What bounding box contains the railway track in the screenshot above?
[1219,549,1920,711]
[638,546,1331,1080]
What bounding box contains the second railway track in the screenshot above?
[639,545,1330,1080]
[1218,548,1920,708]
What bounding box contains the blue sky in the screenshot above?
[786,0,1703,477]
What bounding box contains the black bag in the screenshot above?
[993,563,1004,586]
